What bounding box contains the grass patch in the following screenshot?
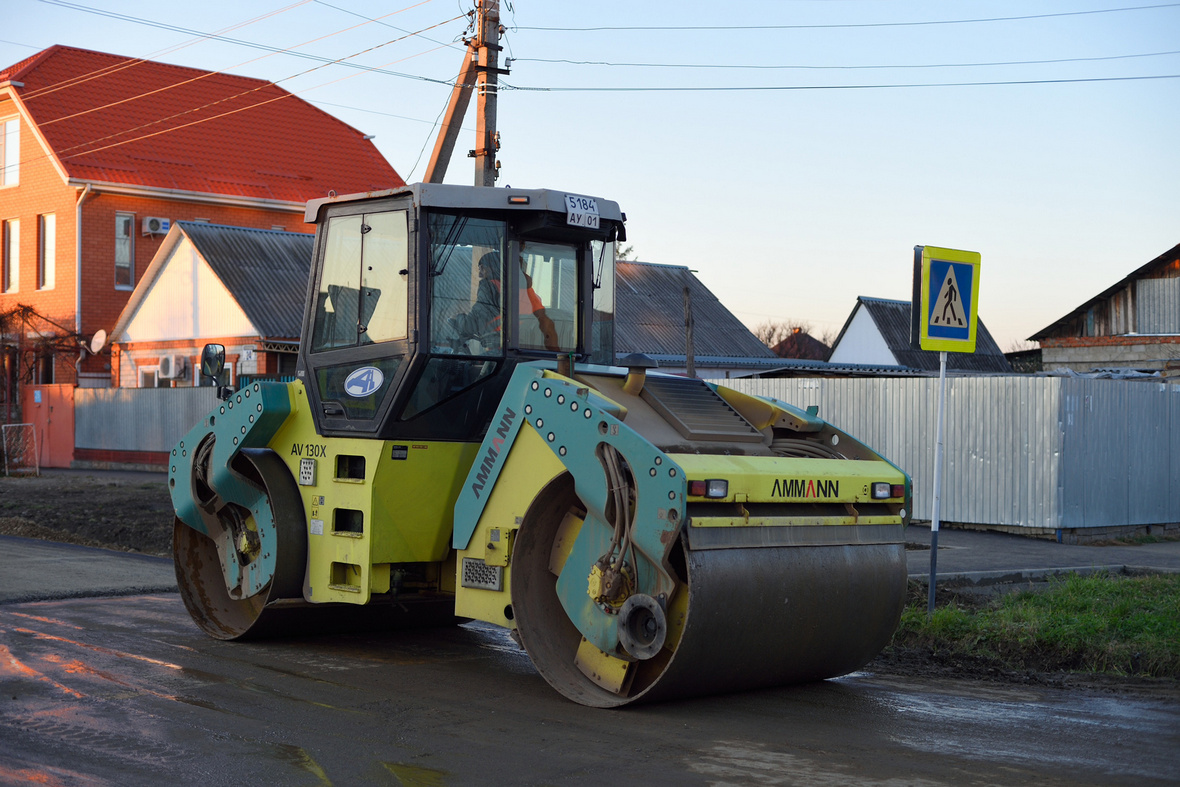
[891,572,1180,678]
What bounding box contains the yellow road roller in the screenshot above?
[169,183,911,707]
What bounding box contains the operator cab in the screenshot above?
[297,184,623,441]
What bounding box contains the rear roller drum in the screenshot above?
[511,474,908,707]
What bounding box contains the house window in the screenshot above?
[138,366,166,388]
[34,353,54,384]
[0,117,18,186]
[196,361,233,388]
[38,214,55,290]
[2,218,18,293]
[115,213,134,288]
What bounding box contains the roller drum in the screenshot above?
[511,477,907,707]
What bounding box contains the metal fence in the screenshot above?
[710,375,1180,531]
[75,387,219,453]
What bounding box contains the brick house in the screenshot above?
[1029,243,1180,376]
[0,45,401,395]
[108,222,313,389]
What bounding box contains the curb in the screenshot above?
[908,564,1178,587]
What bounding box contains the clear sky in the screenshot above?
[4,0,1178,350]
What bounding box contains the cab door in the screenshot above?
[299,201,414,436]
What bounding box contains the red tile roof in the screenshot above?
[1,45,403,202]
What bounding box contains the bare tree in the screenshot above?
[1006,338,1039,353]
[754,320,795,348]
[616,243,636,261]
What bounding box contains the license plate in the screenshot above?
[565,194,600,229]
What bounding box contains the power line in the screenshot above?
[52,17,463,161]
[502,73,1180,93]
[511,49,1180,72]
[36,0,456,87]
[21,0,316,101]
[514,3,1180,32]
[36,0,443,127]
[312,0,466,52]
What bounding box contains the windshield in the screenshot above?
[428,214,506,356]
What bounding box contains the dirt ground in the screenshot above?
[0,472,174,556]
[2,471,1175,696]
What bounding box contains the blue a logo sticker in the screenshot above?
[344,366,384,397]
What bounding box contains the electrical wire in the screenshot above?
[511,49,1180,72]
[502,73,1180,93]
[36,0,444,128]
[51,27,459,164]
[22,0,316,101]
[313,0,466,51]
[35,0,457,88]
[514,3,1180,32]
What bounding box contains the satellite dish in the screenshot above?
[89,329,107,355]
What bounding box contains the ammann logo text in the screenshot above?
[771,478,839,498]
[471,407,517,499]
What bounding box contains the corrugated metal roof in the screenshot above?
[182,222,313,340]
[833,296,1012,373]
[615,261,776,360]
[2,45,402,200]
[1030,242,1180,340]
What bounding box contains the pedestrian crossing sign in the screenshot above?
[913,245,981,353]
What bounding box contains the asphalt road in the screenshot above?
[3,530,1180,786]
[2,589,1178,786]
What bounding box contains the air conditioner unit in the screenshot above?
[158,354,188,380]
[142,216,171,235]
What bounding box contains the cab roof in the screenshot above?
[304,182,623,226]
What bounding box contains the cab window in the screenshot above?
[311,211,408,352]
[517,241,578,353]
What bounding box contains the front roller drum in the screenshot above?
[173,448,307,640]
[511,477,907,707]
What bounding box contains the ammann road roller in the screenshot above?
[169,183,911,707]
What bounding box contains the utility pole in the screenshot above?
[683,272,696,378]
[423,0,506,186]
[472,0,501,187]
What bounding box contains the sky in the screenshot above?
[4,0,1178,350]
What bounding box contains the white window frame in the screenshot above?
[38,213,55,290]
[0,117,18,187]
[2,218,18,293]
[138,365,160,388]
[115,212,135,290]
[196,360,234,388]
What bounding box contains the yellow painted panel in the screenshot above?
[689,515,902,528]
[575,637,633,694]
[672,454,905,504]
[265,383,480,604]
[455,425,567,627]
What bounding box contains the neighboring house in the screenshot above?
[0,45,401,389]
[614,261,782,377]
[1029,242,1180,376]
[109,246,781,384]
[770,328,830,361]
[108,222,313,388]
[828,296,1011,373]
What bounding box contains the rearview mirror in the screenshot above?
[200,344,226,381]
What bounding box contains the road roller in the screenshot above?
[169,183,911,707]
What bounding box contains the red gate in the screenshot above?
[20,384,75,468]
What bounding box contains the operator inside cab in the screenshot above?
[463,250,561,353]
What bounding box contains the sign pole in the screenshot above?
[927,350,947,616]
[911,244,979,617]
